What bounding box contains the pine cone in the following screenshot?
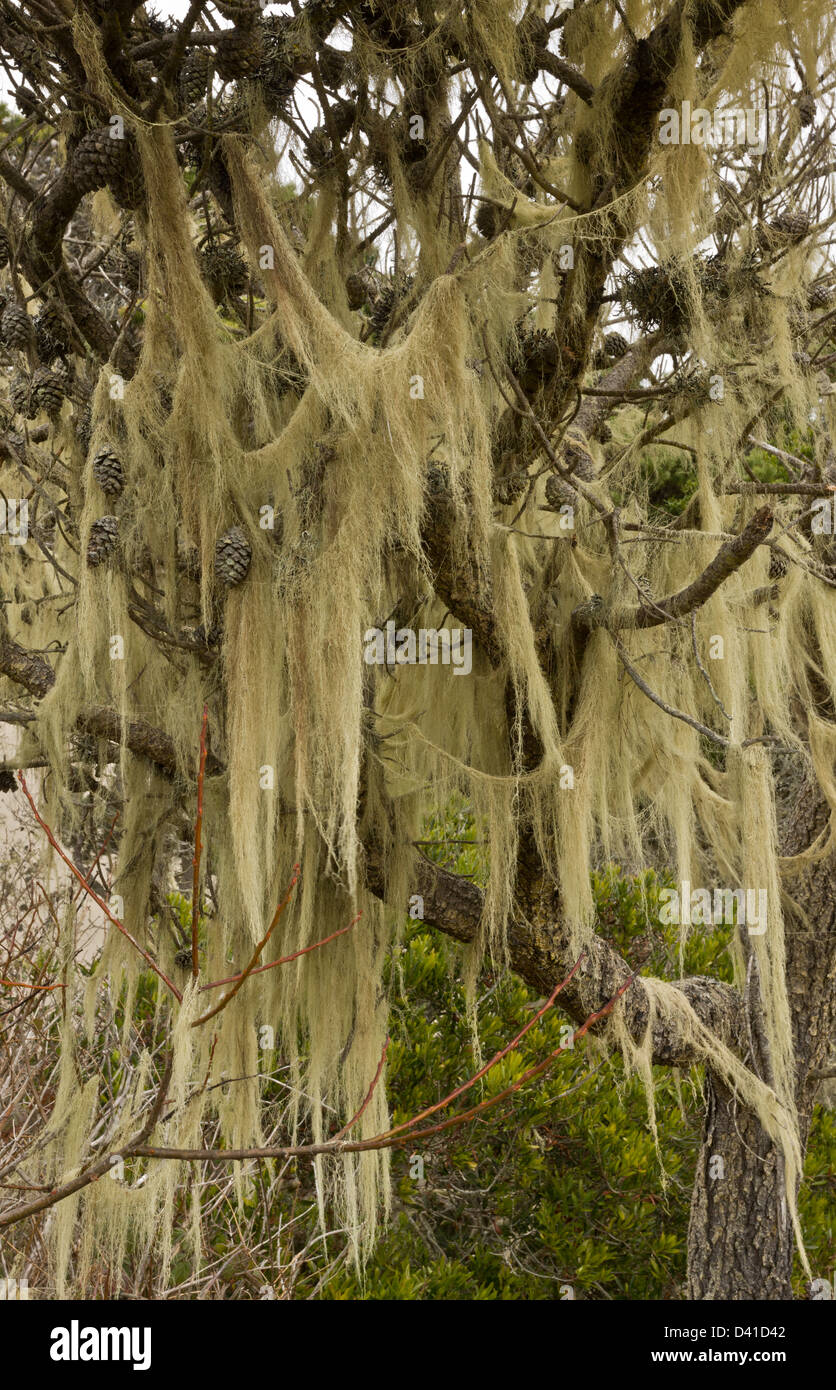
[493,473,528,506]
[604,331,629,358]
[798,91,816,127]
[345,265,380,311]
[2,302,34,351]
[563,430,594,478]
[179,49,213,106]
[214,526,252,586]
[304,127,332,167]
[764,211,811,243]
[516,327,559,393]
[76,404,93,455]
[9,373,34,418]
[425,462,451,500]
[200,242,248,298]
[194,621,223,647]
[257,59,296,114]
[215,26,265,81]
[0,225,9,270]
[33,302,71,362]
[368,275,414,335]
[367,283,397,334]
[620,264,684,331]
[545,473,574,510]
[92,446,125,496]
[808,283,833,310]
[475,202,501,239]
[72,126,131,194]
[31,367,65,417]
[86,515,120,568]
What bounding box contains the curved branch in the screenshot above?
[363,839,744,1069]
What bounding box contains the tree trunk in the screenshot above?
[687,1078,796,1299]
[687,775,836,1299]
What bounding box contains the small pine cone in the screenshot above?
[214,526,252,586]
[493,473,527,506]
[2,303,34,351]
[31,366,65,417]
[770,211,811,241]
[318,43,350,89]
[107,246,144,295]
[769,550,789,580]
[179,49,213,106]
[345,266,379,311]
[194,621,223,647]
[305,127,332,167]
[798,91,816,127]
[808,283,833,310]
[517,328,558,391]
[604,331,629,358]
[258,61,296,115]
[92,446,125,496]
[475,202,501,239]
[9,373,34,418]
[425,462,451,500]
[72,126,131,195]
[0,429,25,460]
[545,473,574,510]
[76,404,93,455]
[562,430,594,479]
[86,515,119,568]
[33,302,70,362]
[200,242,248,298]
[174,948,193,969]
[367,284,397,334]
[215,26,265,81]
[0,224,9,270]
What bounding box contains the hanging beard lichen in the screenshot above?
[3,0,836,1294]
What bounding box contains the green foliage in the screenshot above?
[641,449,698,518]
[304,859,830,1300]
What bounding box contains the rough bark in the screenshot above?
[687,776,836,1299]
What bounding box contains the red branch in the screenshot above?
[191,704,209,980]
[375,952,586,1144]
[0,978,65,991]
[0,972,640,1230]
[392,969,638,1146]
[333,1034,391,1140]
[198,912,361,992]
[190,865,301,1027]
[72,811,119,910]
[18,774,183,1003]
